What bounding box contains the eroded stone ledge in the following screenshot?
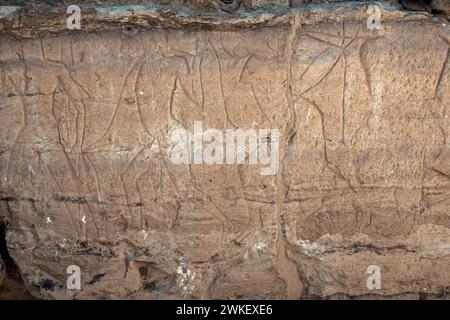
[0,1,444,38]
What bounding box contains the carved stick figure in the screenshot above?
[2,40,88,239]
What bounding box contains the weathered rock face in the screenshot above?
[0,1,450,299]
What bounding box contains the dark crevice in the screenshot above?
[0,220,33,299]
[400,0,449,15]
[0,221,19,280]
[400,0,432,12]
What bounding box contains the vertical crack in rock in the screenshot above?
[275,10,303,300]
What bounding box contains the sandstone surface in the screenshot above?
[1,1,450,299]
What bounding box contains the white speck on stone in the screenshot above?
[59,239,67,248]
[46,217,53,224]
[81,215,87,224]
[298,239,309,246]
[141,229,148,240]
[150,139,159,151]
[298,239,323,255]
[252,242,267,252]
[176,261,196,294]
[139,91,144,95]
[27,164,36,176]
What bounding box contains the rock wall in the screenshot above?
[1,1,450,299]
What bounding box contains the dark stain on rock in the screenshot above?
[37,279,56,291]
[88,273,106,285]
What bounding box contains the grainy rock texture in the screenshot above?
[1,1,450,299]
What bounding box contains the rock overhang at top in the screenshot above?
[0,1,447,37]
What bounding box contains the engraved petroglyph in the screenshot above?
[1,10,450,299]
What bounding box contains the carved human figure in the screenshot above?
[1,39,87,238]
